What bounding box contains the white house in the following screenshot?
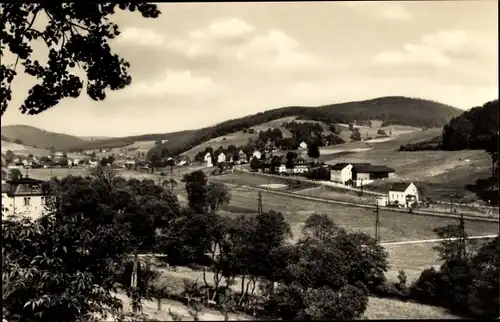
[252,150,262,160]
[292,157,309,174]
[238,150,248,164]
[299,141,308,149]
[204,152,213,167]
[217,152,226,164]
[1,176,51,220]
[330,163,354,184]
[89,160,99,168]
[278,164,287,174]
[388,182,419,208]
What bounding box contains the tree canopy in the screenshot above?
[1,3,161,116]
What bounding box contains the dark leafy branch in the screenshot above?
[0,3,161,116]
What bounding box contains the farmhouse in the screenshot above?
[89,160,99,168]
[293,157,309,174]
[388,182,419,208]
[299,141,308,149]
[238,150,248,164]
[329,163,395,186]
[277,156,288,174]
[204,152,213,167]
[1,176,50,220]
[351,164,395,187]
[217,152,226,164]
[329,163,370,184]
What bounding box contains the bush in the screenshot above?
[409,268,442,305]
[377,129,387,136]
[399,136,441,151]
[374,281,406,300]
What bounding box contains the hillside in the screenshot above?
[1,125,87,151]
[1,140,51,157]
[65,130,197,152]
[148,96,462,159]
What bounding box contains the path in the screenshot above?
[381,235,498,246]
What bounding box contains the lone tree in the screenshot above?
[1,3,161,116]
[307,142,320,160]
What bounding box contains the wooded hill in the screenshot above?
[148,96,462,159]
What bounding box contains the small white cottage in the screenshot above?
[204,152,213,167]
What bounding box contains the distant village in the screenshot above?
[2,137,422,221]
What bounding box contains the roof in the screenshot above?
[352,165,395,173]
[390,182,413,192]
[330,162,371,170]
[6,177,45,185]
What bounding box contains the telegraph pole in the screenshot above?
[374,202,380,242]
[459,211,467,260]
[257,192,263,214]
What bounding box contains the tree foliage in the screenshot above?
[263,214,387,320]
[2,180,134,321]
[183,170,208,214]
[1,3,161,116]
[410,223,499,318]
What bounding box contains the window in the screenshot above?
[23,197,31,206]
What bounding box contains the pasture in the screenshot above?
[1,140,51,157]
[210,171,317,191]
[321,128,492,202]
[219,186,499,242]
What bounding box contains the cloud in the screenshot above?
[237,30,318,68]
[343,2,413,21]
[117,27,165,47]
[378,4,413,21]
[372,30,495,67]
[122,69,223,98]
[189,17,255,40]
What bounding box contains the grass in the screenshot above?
[220,186,499,243]
[1,140,52,157]
[210,171,318,191]
[364,297,460,319]
[320,128,492,203]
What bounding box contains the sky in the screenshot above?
[2,1,498,137]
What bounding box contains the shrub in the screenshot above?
[377,129,387,136]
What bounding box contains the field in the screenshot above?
[1,140,52,157]
[319,128,492,202]
[215,186,499,242]
[210,171,318,191]
[84,140,160,159]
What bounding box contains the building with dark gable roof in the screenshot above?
[329,162,395,186]
[1,175,51,219]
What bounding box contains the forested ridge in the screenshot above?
[148,96,461,159]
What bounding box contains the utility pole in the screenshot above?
[257,192,263,214]
[459,211,467,260]
[131,252,139,314]
[374,202,380,242]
